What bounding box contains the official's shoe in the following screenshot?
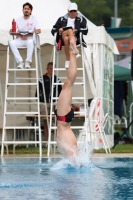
[17,61,24,69]
[25,61,31,69]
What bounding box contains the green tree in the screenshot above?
[72,0,112,26]
[128,3,133,26]
[71,0,133,27]
[106,0,133,26]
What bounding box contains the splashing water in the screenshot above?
[51,139,94,170]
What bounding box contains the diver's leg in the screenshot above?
[62,29,75,61]
[57,38,77,114]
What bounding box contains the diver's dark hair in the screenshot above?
[23,2,33,11]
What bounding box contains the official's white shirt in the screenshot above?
[67,17,75,28]
[16,15,40,36]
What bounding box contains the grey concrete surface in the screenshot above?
[1,153,133,158]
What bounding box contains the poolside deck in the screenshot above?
[2,153,133,158]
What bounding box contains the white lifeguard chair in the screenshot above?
[1,33,48,158]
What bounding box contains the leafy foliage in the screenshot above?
[71,0,133,27]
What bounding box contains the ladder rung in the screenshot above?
[54,68,83,71]
[48,141,88,145]
[53,82,84,85]
[41,141,49,144]
[50,126,86,129]
[8,102,38,105]
[7,97,38,100]
[3,141,41,144]
[48,141,57,144]
[8,68,36,71]
[16,78,37,80]
[71,126,86,129]
[77,141,86,144]
[51,112,85,115]
[52,97,85,100]
[7,83,37,86]
[60,77,83,80]
[5,112,39,115]
[74,112,85,114]
[4,126,40,129]
[71,101,85,104]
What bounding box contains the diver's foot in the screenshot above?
[69,38,79,55]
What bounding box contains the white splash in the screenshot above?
[51,141,94,170]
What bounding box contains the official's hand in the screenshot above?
[34,30,39,34]
[20,35,28,40]
[59,28,63,34]
[34,29,41,34]
[73,29,76,34]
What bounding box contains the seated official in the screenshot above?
[51,2,88,69]
[35,62,62,141]
[9,2,41,69]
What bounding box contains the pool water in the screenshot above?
[0,157,133,200]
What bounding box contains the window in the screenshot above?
[120,42,129,48]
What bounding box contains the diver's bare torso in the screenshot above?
[56,121,78,154]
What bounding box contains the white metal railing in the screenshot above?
[1,34,46,158]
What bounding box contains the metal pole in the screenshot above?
[114,0,118,62]
[114,0,118,22]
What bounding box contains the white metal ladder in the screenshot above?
[1,34,47,158]
[0,79,3,112]
[47,33,89,157]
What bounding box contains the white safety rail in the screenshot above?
[0,79,3,112]
[78,112,111,153]
[47,33,89,157]
[1,34,48,158]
